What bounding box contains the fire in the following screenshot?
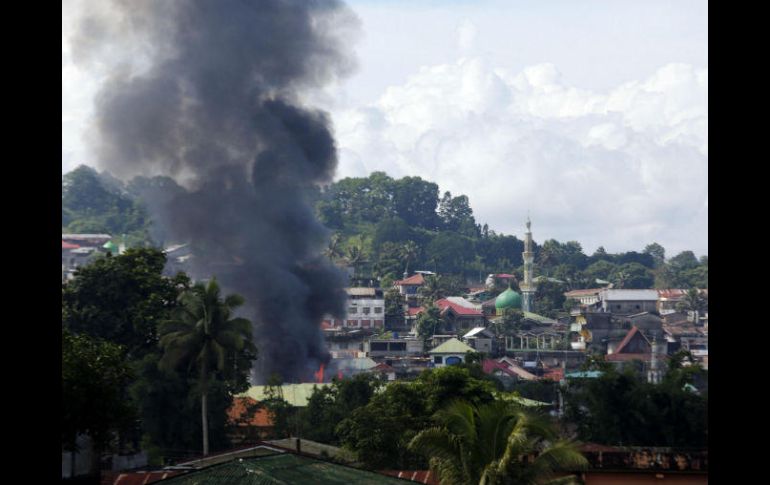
[314,363,325,383]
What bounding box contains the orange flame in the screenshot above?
[314,363,325,383]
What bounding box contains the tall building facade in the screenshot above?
[520,217,537,312]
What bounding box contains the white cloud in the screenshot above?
[331,58,707,255]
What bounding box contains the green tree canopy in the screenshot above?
[62,248,191,359]
[408,400,587,485]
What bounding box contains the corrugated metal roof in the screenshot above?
[346,287,377,297]
[600,289,659,301]
[159,453,411,484]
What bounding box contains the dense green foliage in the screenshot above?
[563,355,708,448]
[62,165,150,244]
[62,328,136,452]
[62,248,256,463]
[62,248,190,359]
[409,400,587,485]
[335,365,498,469]
[312,171,707,293]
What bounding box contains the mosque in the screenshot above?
[491,217,537,315]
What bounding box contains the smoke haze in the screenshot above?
[71,0,360,382]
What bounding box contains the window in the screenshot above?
[363,307,371,315]
[389,342,406,351]
[348,307,357,314]
[346,319,357,326]
[361,320,371,327]
[374,320,384,327]
[374,307,383,314]
[371,342,388,351]
[434,356,443,364]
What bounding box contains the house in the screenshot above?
[606,325,667,382]
[393,273,426,301]
[598,289,659,314]
[563,288,604,306]
[365,336,423,359]
[462,327,496,353]
[433,297,486,332]
[408,297,486,334]
[428,338,475,367]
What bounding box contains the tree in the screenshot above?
[323,233,344,262]
[296,374,382,444]
[62,165,150,240]
[384,288,406,328]
[643,243,666,268]
[676,288,708,314]
[62,328,135,478]
[609,263,654,289]
[62,248,191,359]
[493,308,524,336]
[408,400,587,485]
[400,240,420,276]
[158,279,256,456]
[416,305,444,340]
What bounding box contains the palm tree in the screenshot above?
[418,274,448,306]
[158,278,255,456]
[400,240,419,276]
[409,400,587,485]
[323,233,344,262]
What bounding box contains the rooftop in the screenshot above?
[163,452,411,484]
[429,337,475,354]
[240,383,332,407]
[394,273,425,286]
[599,289,659,301]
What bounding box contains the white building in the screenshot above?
[343,287,386,329]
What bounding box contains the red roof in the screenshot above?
[407,307,424,316]
[482,359,518,377]
[434,298,483,316]
[372,362,395,372]
[227,397,273,427]
[394,273,425,286]
[62,241,80,249]
[541,368,564,381]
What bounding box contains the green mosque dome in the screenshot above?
[102,240,118,252]
[495,287,522,312]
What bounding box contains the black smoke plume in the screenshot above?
[72,0,359,382]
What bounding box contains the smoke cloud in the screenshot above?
[71,0,359,382]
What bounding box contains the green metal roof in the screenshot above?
[239,383,332,407]
[428,337,475,354]
[522,311,557,324]
[162,453,410,484]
